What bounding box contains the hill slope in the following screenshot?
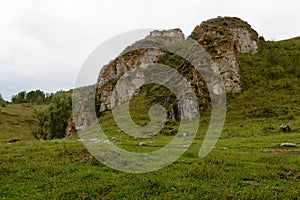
[0,18,300,199]
[0,104,38,142]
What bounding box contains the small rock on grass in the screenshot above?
[6,139,20,143]
[280,124,291,132]
[176,132,195,137]
[242,180,259,186]
[280,143,298,147]
[138,142,146,146]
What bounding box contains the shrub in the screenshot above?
[32,108,49,140]
[31,91,72,140]
[48,92,72,139]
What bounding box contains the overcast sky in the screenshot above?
[0,0,299,100]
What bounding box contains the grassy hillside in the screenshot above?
[0,38,300,199]
[224,38,300,138]
[0,104,44,142]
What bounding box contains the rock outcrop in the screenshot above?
[148,28,185,43]
[190,17,260,93]
[71,17,261,132]
[96,48,167,113]
[95,28,193,119]
[96,17,260,112]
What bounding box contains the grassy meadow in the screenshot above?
[0,38,300,199]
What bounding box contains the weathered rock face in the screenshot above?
[148,28,185,43]
[190,17,260,93]
[96,48,167,114]
[95,29,186,116]
[71,17,261,132]
[96,17,260,114]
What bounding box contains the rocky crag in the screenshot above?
[190,17,260,93]
[71,16,261,132]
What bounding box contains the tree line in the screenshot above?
[11,90,54,104]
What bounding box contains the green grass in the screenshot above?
[1,37,300,199]
[0,104,46,142]
[0,134,299,199]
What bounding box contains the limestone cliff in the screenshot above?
[95,29,185,116]
[190,17,260,93]
[95,17,260,112]
[71,16,261,132]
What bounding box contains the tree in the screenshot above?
[31,91,73,140]
[48,92,72,139]
[26,90,45,104]
[45,93,54,104]
[0,94,6,107]
[11,91,27,103]
[32,108,49,140]
[11,94,17,103]
[36,96,44,105]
